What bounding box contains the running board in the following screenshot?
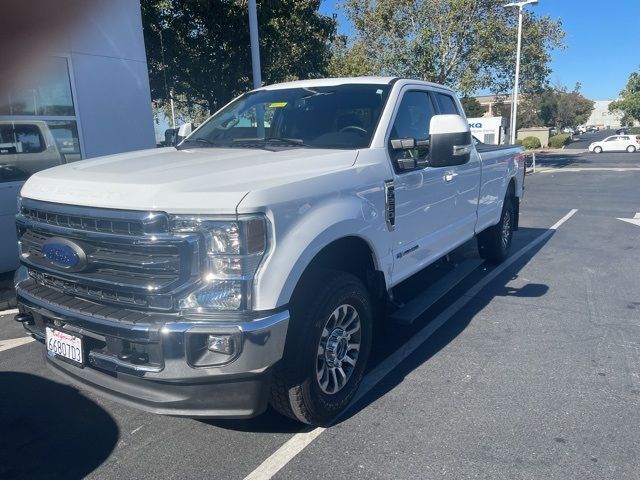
[390,259,484,325]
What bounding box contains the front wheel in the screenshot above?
[477,195,514,263]
[270,271,373,426]
[626,145,636,153]
[593,146,603,154]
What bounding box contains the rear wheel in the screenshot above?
[270,270,373,426]
[593,146,603,154]
[477,195,514,263]
[626,145,636,153]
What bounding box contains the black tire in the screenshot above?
[270,270,373,426]
[477,195,514,263]
[627,145,636,153]
[593,146,603,154]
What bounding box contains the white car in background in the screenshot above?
[589,135,640,153]
[0,121,65,273]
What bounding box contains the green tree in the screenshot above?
[517,94,542,128]
[609,70,640,123]
[328,34,371,77]
[517,84,593,129]
[555,83,594,128]
[141,0,336,119]
[331,0,565,95]
[460,97,485,117]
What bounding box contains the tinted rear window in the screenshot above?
[435,93,459,115]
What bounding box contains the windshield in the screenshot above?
[180,84,391,150]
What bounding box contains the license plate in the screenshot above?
[46,327,84,367]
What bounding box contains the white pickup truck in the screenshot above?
[14,77,525,426]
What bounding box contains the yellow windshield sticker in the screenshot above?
[268,102,288,108]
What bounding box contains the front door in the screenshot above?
[388,89,457,285]
[603,136,622,151]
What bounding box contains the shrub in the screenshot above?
[520,136,541,150]
[515,139,523,145]
[628,127,640,134]
[548,133,572,149]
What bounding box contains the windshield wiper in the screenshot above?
[233,137,311,147]
[182,138,217,146]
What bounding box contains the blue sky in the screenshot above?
[320,0,639,100]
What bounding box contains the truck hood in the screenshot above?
[21,147,358,214]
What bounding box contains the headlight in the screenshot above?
[171,215,269,312]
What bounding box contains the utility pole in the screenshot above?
[170,89,176,129]
[248,0,262,89]
[504,0,538,144]
[248,0,264,136]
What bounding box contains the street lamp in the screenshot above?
[248,0,262,89]
[248,0,265,136]
[504,0,538,144]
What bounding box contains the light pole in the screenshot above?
[248,0,262,89]
[504,0,538,144]
[248,0,265,136]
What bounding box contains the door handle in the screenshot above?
[444,172,458,182]
[453,144,473,156]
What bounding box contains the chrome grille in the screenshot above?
[29,270,149,307]
[17,199,200,311]
[20,202,168,235]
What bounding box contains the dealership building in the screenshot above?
[0,0,156,274]
[0,0,156,164]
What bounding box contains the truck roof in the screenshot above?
[260,76,454,93]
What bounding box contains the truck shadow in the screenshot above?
[0,372,119,480]
[335,226,553,425]
[534,153,590,168]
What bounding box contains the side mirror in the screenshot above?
[176,122,194,145]
[429,114,473,167]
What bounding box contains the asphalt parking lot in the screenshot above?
[1,148,639,480]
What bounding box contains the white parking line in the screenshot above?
[0,336,35,353]
[244,208,579,480]
[243,428,326,480]
[538,167,640,173]
[0,308,19,316]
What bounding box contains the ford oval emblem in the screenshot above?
[42,238,87,271]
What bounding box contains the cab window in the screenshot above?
[391,91,436,141]
[435,93,459,115]
[389,91,436,172]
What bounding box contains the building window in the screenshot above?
[45,120,81,162]
[0,56,82,169]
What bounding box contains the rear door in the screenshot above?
[619,136,633,150]
[433,92,482,238]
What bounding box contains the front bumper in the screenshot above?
[15,267,289,418]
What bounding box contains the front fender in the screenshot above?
[252,196,391,311]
